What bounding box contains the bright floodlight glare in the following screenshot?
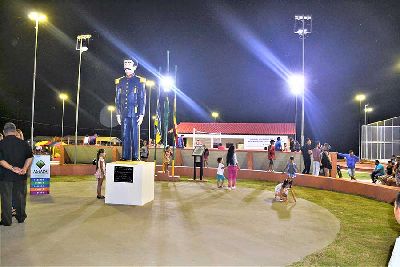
[365,107,373,113]
[161,76,174,92]
[211,112,219,118]
[80,46,88,52]
[288,74,305,95]
[355,94,366,102]
[146,80,155,87]
[107,105,116,112]
[59,93,68,100]
[152,115,156,120]
[28,12,47,22]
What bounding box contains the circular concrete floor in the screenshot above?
[1,181,340,266]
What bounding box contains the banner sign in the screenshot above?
[30,155,51,195]
[243,135,289,150]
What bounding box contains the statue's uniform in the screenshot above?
[115,75,146,160]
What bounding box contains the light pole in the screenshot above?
[364,104,373,159]
[288,74,304,142]
[74,34,91,164]
[146,80,155,145]
[28,11,47,149]
[211,112,219,122]
[294,15,312,146]
[107,105,116,146]
[355,94,366,156]
[59,93,68,142]
[161,75,174,147]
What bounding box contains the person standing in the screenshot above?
[94,149,106,199]
[140,140,149,161]
[311,142,321,176]
[115,58,146,160]
[177,135,185,148]
[0,122,33,226]
[289,137,295,152]
[275,137,282,151]
[226,145,239,190]
[301,138,313,174]
[321,143,332,177]
[267,140,276,172]
[338,150,360,180]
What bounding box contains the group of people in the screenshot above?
[213,145,240,190]
[0,123,33,226]
[373,156,400,186]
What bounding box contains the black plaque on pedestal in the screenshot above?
[114,166,134,183]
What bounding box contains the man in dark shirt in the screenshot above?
[0,122,33,226]
[301,138,313,174]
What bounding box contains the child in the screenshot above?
[283,156,297,182]
[163,146,172,174]
[140,140,149,161]
[274,179,291,202]
[94,149,106,199]
[216,157,225,188]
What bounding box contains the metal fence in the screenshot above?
[361,116,400,160]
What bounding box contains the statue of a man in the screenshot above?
[115,58,146,160]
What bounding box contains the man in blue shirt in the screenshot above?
[338,150,359,180]
[275,137,282,151]
[371,160,385,183]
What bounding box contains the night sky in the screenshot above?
[1,0,400,153]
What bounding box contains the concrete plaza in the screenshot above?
[1,181,339,266]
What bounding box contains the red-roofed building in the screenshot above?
[176,122,295,150]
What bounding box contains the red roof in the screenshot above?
[176,122,295,135]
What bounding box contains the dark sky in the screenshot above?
[1,0,400,152]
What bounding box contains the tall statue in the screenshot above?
[115,58,146,161]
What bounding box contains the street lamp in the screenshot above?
[161,76,174,92]
[355,94,366,156]
[294,14,312,146]
[74,34,91,164]
[59,93,68,142]
[364,104,373,125]
[146,80,155,145]
[107,105,116,146]
[211,112,219,122]
[28,11,47,149]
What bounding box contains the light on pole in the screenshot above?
[146,80,155,145]
[355,94,366,156]
[211,112,219,122]
[59,93,68,142]
[74,34,91,164]
[288,74,304,142]
[28,11,47,149]
[364,104,373,125]
[107,105,116,146]
[294,14,312,146]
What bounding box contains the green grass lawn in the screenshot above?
[44,176,399,266]
[341,170,371,181]
[237,180,400,266]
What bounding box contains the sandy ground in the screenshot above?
[0,181,340,266]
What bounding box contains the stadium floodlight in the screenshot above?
[294,14,312,146]
[288,74,305,95]
[211,112,219,122]
[161,76,174,92]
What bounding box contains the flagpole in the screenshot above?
[172,65,177,177]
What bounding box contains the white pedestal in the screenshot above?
[105,161,155,206]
